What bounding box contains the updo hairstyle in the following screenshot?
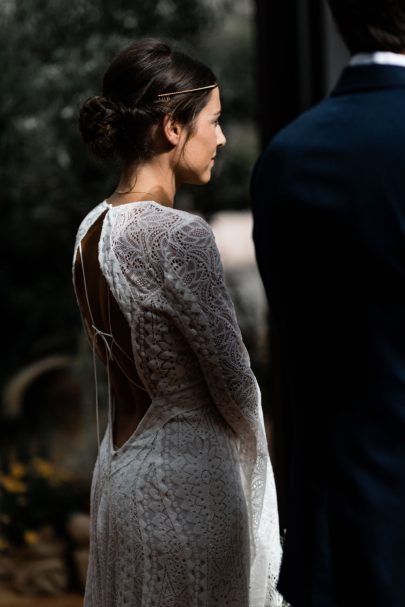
[79,40,217,165]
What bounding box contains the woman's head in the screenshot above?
[328,0,405,54]
[79,40,219,168]
[170,84,225,185]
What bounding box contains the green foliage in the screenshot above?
[0,0,258,385]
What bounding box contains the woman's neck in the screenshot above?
[110,159,176,208]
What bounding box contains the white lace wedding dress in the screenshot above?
[73,200,283,607]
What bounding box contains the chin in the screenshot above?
[181,167,212,186]
[196,170,212,185]
[184,175,211,186]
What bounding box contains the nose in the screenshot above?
[217,125,226,148]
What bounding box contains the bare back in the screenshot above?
[73,210,151,448]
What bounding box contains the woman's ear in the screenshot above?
[162,114,183,146]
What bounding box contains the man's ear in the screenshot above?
[162,114,183,146]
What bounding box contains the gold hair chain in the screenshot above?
[156,83,217,99]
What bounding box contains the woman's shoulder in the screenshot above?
[166,208,214,251]
[109,201,213,243]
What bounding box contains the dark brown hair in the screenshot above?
[328,0,405,53]
[79,40,217,165]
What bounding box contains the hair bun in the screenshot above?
[78,96,121,159]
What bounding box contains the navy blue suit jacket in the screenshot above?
[251,65,405,607]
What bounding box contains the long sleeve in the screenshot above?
[162,214,283,606]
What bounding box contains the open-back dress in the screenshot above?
[72,200,282,607]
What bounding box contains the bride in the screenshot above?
[73,39,282,606]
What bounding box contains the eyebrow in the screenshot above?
[212,110,221,116]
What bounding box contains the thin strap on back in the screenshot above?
[78,241,108,461]
[78,241,147,391]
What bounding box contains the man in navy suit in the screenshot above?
[251,1,405,606]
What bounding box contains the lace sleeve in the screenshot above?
[164,215,257,443]
[163,214,283,606]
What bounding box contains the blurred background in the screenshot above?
[0,0,348,602]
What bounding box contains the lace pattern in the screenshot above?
[73,201,283,606]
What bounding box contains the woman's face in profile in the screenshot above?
[176,87,226,186]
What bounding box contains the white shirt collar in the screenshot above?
[350,51,405,67]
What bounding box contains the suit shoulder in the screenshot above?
[269,97,334,153]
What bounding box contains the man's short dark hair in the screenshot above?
[328,0,405,54]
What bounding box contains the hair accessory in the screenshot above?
[156,83,217,100]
